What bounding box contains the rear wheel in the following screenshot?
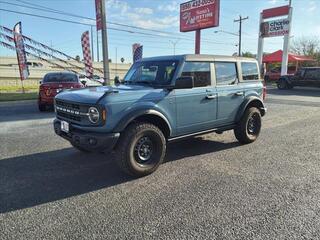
[115,122,166,177]
[38,103,46,112]
[234,107,262,144]
[277,79,288,90]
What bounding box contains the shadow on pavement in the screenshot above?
[0,100,55,122]
[0,137,239,213]
[267,87,320,97]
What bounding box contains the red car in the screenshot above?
[264,66,296,82]
[38,72,83,111]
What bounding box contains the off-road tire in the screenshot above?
[234,107,262,144]
[277,79,288,90]
[115,122,166,177]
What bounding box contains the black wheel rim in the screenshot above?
[134,136,154,164]
[247,113,260,136]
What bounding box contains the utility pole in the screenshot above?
[281,0,293,76]
[169,39,180,55]
[115,47,117,77]
[234,15,248,56]
[96,29,99,62]
[100,0,110,85]
[90,25,94,62]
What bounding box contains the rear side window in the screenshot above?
[241,62,259,80]
[181,62,211,87]
[304,69,320,80]
[215,62,238,85]
[43,73,78,83]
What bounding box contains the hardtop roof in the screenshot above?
[140,54,257,62]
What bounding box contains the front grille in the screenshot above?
[57,111,81,122]
[55,100,80,110]
[55,100,88,123]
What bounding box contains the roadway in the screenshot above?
[1,87,320,239]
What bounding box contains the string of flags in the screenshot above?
[0,24,103,76]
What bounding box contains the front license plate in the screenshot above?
[61,121,69,133]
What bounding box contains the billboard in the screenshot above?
[180,0,220,32]
[260,18,289,38]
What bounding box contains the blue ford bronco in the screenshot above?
[54,54,267,177]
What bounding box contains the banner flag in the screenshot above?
[13,22,29,81]
[95,0,102,31]
[132,43,143,63]
[81,31,93,77]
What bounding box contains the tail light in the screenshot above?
[262,81,267,100]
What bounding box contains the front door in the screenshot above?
[175,61,217,135]
[214,61,244,125]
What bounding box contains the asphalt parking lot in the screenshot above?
[1,87,320,239]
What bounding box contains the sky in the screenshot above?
[0,0,319,64]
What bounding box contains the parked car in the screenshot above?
[78,74,103,87]
[277,67,320,89]
[264,66,296,82]
[53,55,267,177]
[38,72,83,111]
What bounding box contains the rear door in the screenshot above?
[301,69,317,87]
[214,61,244,125]
[175,61,218,135]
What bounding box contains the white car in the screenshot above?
[78,74,103,87]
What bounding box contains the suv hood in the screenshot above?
[55,84,163,104]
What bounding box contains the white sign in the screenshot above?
[260,18,289,38]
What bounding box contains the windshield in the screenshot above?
[124,60,179,86]
[43,73,78,83]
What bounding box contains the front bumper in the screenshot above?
[53,119,120,152]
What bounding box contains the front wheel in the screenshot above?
[115,122,166,177]
[234,107,262,144]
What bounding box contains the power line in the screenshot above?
[0,8,236,46]
[8,0,233,44]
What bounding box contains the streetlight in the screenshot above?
[169,39,180,55]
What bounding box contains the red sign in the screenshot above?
[95,0,102,31]
[262,5,289,19]
[180,0,220,32]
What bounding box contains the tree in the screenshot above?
[290,36,320,64]
[242,51,255,58]
[75,55,81,61]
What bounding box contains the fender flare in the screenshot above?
[113,108,172,135]
[235,96,266,122]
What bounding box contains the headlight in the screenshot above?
[88,107,99,123]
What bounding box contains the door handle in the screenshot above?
[234,91,244,96]
[206,94,217,99]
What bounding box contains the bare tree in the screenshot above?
[291,36,320,63]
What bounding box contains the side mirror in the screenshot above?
[80,80,87,86]
[174,76,194,89]
[114,76,120,85]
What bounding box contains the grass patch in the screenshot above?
[0,85,38,92]
[0,92,38,102]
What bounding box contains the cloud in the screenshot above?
[134,7,153,15]
[268,0,279,5]
[158,1,179,12]
[307,1,316,12]
[81,19,96,25]
[106,1,179,30]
